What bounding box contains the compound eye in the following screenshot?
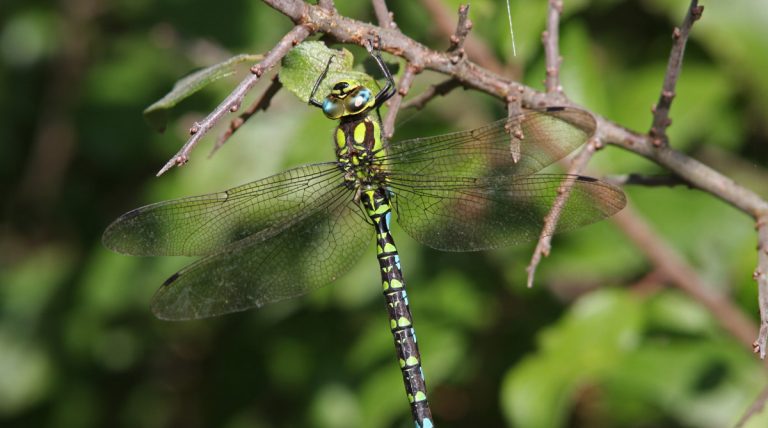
[345,88,372,114]
[322,98,344,119]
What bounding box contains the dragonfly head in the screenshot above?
[321,79,375,120]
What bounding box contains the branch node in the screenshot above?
[447,4,472,56]
[543,0,563,94]
[372,0,396,29]
[648,0,701,147]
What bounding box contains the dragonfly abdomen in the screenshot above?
[361,187,434,428]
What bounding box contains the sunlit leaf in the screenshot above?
[279,41,376,103]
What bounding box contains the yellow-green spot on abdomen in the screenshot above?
[383,243,396,253]
[390,278,403,289]
[414,391,427,402]
[397,317,411,327]
[374,204,389,215]
[353,122,367,143]
[399,358,406,368]
[405,356,419,366]
[390,319,398,329]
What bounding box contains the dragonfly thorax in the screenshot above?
[334,114,387,192]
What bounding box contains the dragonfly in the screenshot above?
[103,41,626,428]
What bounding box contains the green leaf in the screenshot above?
[500,289,644,427]
[279,41,377,103]
[143,53,263,131]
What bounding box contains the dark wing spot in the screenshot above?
[162,272,181,287]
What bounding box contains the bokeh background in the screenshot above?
[2,0,768,427]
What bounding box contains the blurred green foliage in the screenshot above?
[2,0,768,427]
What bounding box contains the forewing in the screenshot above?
[383,107,596,179]
[151,194,373,320]
[389,174,626,251]
[103,163,343,256]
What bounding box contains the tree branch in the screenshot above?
[755,214,768,358]
[649,0,704,147]
[371,0,395,29]
[613,206,759,349]
[382,63,419,139]
[401,78,463,111]
[543,0,563,94]
[419,0,504,74]
[735,381,768,428]
[605,173,689,188]
[447,4,471,59]
[505,84,524,162]
[527,139,598,288]
[211,75,283,157]
[156,24,311,176]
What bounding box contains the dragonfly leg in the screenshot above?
[309,55,336,108]
[365,36,396,108]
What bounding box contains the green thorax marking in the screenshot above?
[335,115,387,190]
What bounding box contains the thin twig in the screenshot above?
[527,139,597,288]
[156,24,311,176]
[382,63,419,139]
[505,84,524,162]
[419,0,504,74]
[735,382,768,428]
[595,118,768,217]
[605,173,689,188]
[402,78,463,111]
[543,0,563,94]
[371,0,395,29]
[649,0,703,147]
[613,206,759,349]
[210,75,283,157]
[755,214,768,358]
[447,4,471,59]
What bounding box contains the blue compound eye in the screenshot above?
[322,98,343,119]
[345,88,372,113]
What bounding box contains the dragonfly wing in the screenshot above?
[382,107,595,179]
[150,194,373,320]
[389,174,626,251]
[103,163,343,256]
